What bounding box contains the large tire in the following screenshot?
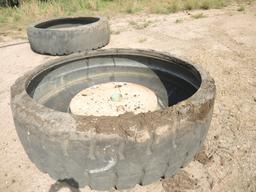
[11,49,216,190]
[27,17,110,55]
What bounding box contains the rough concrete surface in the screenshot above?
[70,82,159,116]
[1,3,256,192]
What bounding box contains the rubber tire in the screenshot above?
[27,17,110,55]
[11,49,216,190]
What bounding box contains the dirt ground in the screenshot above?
[0,3,256,192]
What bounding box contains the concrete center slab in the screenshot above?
[69,82,159,116]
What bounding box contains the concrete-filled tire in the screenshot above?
[27,17,110,55]
[11,49,216,190]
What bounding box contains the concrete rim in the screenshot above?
[27,16,107,32]
[11,49,216,137]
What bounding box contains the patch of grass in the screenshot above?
[237,6,245,11]
[0,15,6,23]
[122,0,142,14]
[191,12,206,19]
[175,18,183,23]
[149,0,223,14]
[183,0,199,10]
[140,20,152,29]
[138,37,147,43]
[13,13,21,21]
[129,20,152,30]
[150,3,168,14]
[166,1,180,13]
[200,0,211,9]
[125,2,135,14]
[110,30,120,35]
[128,20,137,26]
[0,0,254,36]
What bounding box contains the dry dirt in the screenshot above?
[0,3,256,192]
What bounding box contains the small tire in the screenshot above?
[11,49,216,190]
[27,17,110,55]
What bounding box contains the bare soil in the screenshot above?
[0,3,256,192]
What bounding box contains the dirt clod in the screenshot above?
[162,171,199,192]
[195,147,213,165]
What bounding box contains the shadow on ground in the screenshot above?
[49,179,81,192]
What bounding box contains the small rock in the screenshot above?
[195,150,212,165]
[162,170,199,192]
[111,93,122,102]
[220,156,225,166]
[214,135,219,140]
[117,105,125,113]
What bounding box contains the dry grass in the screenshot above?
[237,5,245,11]
[138,37,147,43]
[129,19,152,30]
[175,18,183,23]
[0,0,254,35]
[191,12,206,19]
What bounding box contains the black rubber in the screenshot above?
[27,17,110,55]
[11,49,216,190]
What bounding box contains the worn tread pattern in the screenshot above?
[27,17,110,55]
[11,49,216,190]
